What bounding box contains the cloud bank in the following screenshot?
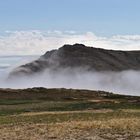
[1,30,140,55]
[1,68,140,96]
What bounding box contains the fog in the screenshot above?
[0,67,140,96]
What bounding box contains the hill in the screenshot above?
[10,44,140,77]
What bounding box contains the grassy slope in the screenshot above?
[0,88,139,139]
[0,87,139,116]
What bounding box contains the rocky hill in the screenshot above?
[10,44,140,77]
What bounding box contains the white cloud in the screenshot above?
[0,30,140,55]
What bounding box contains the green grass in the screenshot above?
[0,110,139,125]
[0,99,139,116]
[0,88,139,124]
[0,99,41,105]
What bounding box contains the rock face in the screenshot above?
[10,44,140,77]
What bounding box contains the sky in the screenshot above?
[1,0,140,55]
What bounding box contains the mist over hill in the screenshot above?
[4,44,140,96]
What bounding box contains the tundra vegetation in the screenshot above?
[0,88,139,139]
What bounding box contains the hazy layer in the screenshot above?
[1,67,140,96]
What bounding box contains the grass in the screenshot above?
[0,88,139,139]
[0,110,139,125]
[0,112,139,139]
[0,99,139,116]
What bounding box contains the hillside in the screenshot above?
[10,44,140,77]
[0,88,139,139]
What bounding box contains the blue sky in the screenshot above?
[0,0,140,36]
[1,0,140,55]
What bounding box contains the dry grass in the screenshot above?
[20,109,113,116]
[121,109,140,113]
[0,118,140,140]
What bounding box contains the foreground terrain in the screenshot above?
[0,88,139,140]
